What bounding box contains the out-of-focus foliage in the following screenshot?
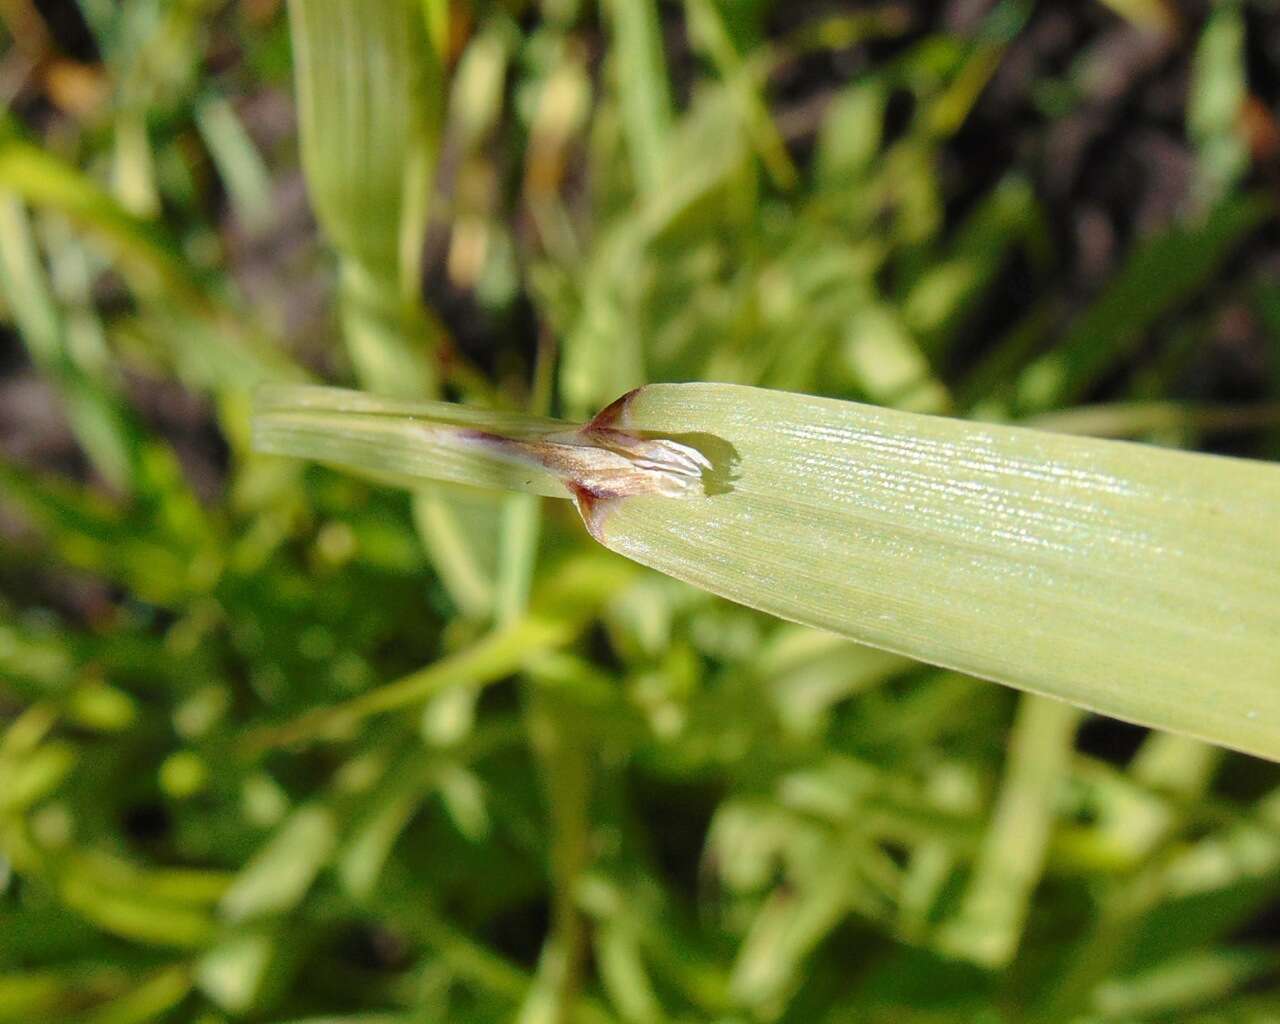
[0,2,1278,1023]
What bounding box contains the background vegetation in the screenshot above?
[1,1,1279,1021]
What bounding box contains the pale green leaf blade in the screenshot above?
[595,383,1280,760]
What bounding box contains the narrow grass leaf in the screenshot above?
[1015,194,1270,413]
[1028,400,1280,440]
[0,196,138,489]
[287,0,442,286]
[288,0,443,396]
[79,966,192,1024]
[219,805,337,923]
[1095,0,1178,33]
[193,93,275,233]
[683,0,797,190]
[195,930,280,1015]
[1094,947,1279,1020]
[605,0,674,197]
[934,694,1079,966]
[1189,3,1249,207]
[58,871,216,948]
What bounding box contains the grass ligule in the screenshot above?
[253,381,1280,760]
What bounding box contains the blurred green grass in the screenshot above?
[1,1,1279,1022]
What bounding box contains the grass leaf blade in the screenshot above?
[597,382,1280,760]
